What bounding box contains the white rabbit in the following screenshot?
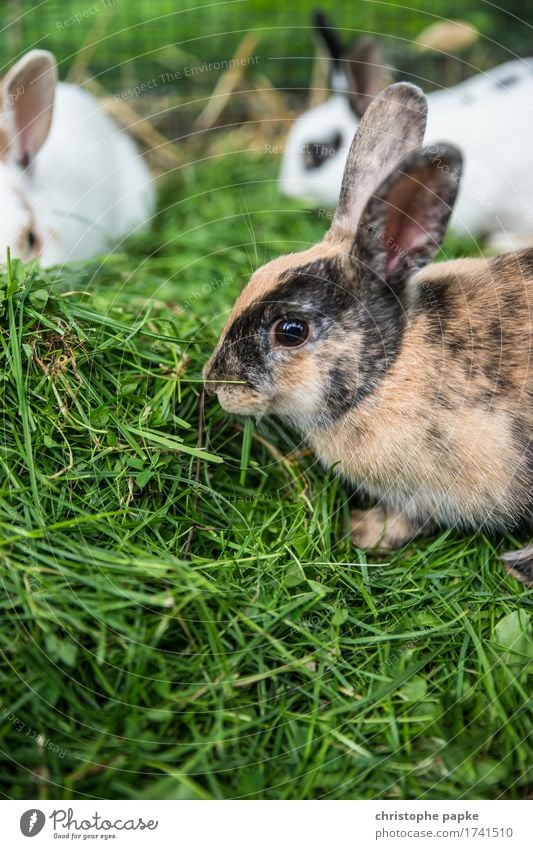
[0,50,154,266]
[279,13,533,250]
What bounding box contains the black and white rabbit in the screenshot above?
[280,11,533,251]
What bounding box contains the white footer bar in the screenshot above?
[2,799,531,848]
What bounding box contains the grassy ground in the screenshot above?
[0,150,531,800]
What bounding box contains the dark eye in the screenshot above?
[303,132,342,170]
[273,318,310,348]
[27,230,36,250]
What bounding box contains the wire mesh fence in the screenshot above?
[2,1,533,137]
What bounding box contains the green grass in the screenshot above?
[0,150,531,801]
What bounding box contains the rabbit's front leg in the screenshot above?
[350,505,426,550]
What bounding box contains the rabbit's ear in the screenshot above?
[3,50,57,165]
[354,144,462,282]
[344,38,393,118]
[327,83,427,242]
[313,9,343,72]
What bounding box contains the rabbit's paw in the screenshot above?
[350,506,421,550]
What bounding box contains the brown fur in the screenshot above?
[206,243,533,578]
[313,252,533,526]
[226,243,339,321]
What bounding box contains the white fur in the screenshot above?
[280,59,533,243]
[0,53,154,266]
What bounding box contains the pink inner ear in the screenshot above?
[385,217,429,276]
[4,55,56,162]
[383,172,435,276]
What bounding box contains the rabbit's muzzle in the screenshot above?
[203,359,270,415]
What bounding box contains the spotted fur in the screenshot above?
[204,82,533,587]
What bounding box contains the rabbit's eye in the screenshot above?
[27,231,36,249]
[273,318,310,348]
[303,132,342,170]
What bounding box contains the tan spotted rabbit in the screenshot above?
[205,81,533,586]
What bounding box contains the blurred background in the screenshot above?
[3,0,533,149]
